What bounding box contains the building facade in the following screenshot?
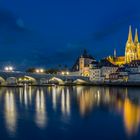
[72,49,96,77]
[107,26,140,66]
[125,26,140,63]
[89,68,101,81]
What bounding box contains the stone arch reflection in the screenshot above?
[4,89,17,135]
[35,88,47,128]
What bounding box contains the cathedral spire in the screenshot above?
[134,28,139,43]
[127,25,133,43]
[114,48,116,58]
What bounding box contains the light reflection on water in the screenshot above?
[4,89,17,136]
[61,88,71,116]
[0,86,140,139]
[35,88,47,128]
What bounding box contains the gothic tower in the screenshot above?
[125,26,137,63]
[134,28,140,60]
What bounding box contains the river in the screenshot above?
[0,86,140,140]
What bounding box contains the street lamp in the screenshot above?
[61,71,65,75]
[4,66,14,72]
[5,67,9,71]
[61,71,70,75]
[9,66,13,71]
[40,69,44,73]
[66,71,69,75]
[36,69,40,73]
[35,68,44,73]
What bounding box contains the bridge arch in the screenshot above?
[17,76,37,85]
[40,78,49,84]
[6,77,17,85]
[49,77,64,85]
[73,79,87,84]
[0,76,6,85]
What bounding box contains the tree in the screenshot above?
[26,68,36,73]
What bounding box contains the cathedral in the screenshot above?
[107,26,140,65]
[125,26,140,63]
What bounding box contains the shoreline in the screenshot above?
[1,81,140,87]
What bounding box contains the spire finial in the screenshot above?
[134,28,139,43]
[114,48,116,58]
[128,25,133,42]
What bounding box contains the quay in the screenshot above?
[1,70,140,87]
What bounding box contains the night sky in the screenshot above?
[0,0,140,70]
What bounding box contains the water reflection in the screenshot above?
[35,88,47,128]
[61,88,71,116]
[52,87,57,110]
[77,87,140,136]
[4,89,17,135]
[0,86,140,138]
[122,98,140,136]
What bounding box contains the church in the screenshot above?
[107,26,140,65]
[71,26,140,77]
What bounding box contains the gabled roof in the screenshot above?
[97,59,118,68]
[80,49,95,60]
[124,60,140,68]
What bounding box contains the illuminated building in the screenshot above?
[72,49,97,77]
[90,59,118,81]
[107,26,140,65]
[125,26,138,63]
[107,55,125,66]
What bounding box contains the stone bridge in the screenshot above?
[0,71,89,86]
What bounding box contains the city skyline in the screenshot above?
[1,1,140,140]
[0,0,140,69]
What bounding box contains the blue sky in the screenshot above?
[0,0,140,70]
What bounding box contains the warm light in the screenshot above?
[66,72,69,75]
[4,90,17,134]
[123,98,140,136]
[9,66,13,71]
[61,72,64,75]
[35,89,47,128]
[4,66,14,72]
[36,69,40,73]
[36,68,44,73]
[40,69,44,73]
[5,67,9,71]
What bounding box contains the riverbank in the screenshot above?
[87,81,140,87]
[1,81,140,87]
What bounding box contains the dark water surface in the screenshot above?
[0,86,140,140]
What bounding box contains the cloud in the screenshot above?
[93,10,140,41]
[0,8,51,69]
[0,8,27,32]
[33,42,89,68]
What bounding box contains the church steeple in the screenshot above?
[114,49,116,58]
[134,28,139,43]
[127,25,133,43]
